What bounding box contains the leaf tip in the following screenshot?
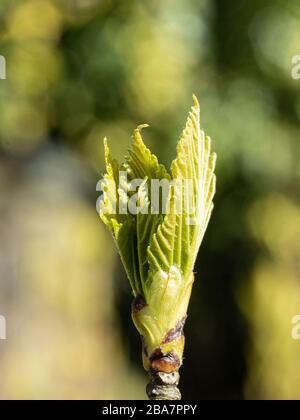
[136,124,150,132]
[103,137,109,157]
[192,94,200,109]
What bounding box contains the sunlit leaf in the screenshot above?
[100,96,217,372]
[147,95,217,283]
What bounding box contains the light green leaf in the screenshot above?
[100,96,216,297]
[125,126,171,290]
[100,96,217,368]
[100,127,171,296]
[100,139,141,293]
[125,124,170,181]
[147,95,217,284]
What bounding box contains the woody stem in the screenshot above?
[146,370,181,400]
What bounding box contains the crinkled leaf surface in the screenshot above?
[100,96,217,301]
[147,96,217,289]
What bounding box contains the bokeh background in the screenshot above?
[0,0,300,400]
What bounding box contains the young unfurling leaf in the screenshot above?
[99,96,217,399]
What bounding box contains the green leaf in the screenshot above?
[100,127,171,296]
[100,96,217,368]
[125,126,171,291]
[147,95,217,284]
[100,139,140,294]
[125,125,170,182]
[99,138,124,230]
[100,96,217,298]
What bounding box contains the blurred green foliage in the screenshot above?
[0,0,299,399]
